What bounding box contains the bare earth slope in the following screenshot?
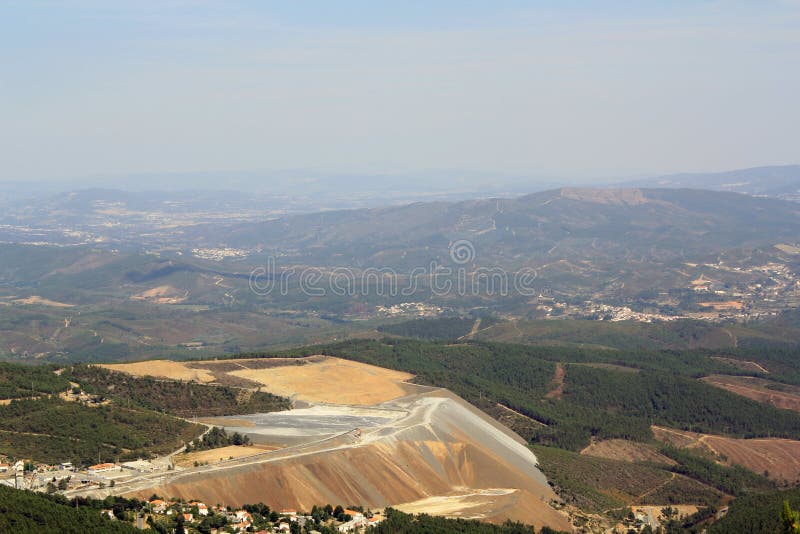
[580,439,678,466]
[701,375,800,413]
[653,426,800,482]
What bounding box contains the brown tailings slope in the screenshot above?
[129,389,571,531]
[653,426,800,482]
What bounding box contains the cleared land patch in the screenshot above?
[174,445,272,467]
[544,363,565,399]
[653,426,800,482]
[396,489,526,522]
[226,357,416,405]
[12,296,74,308]
[580,439,678,466]
[130,285,188,304]
[701,375,800,413]
[100,360,215,383]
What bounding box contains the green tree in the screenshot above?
[782,501,800,533]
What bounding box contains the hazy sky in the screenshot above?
[1,1,798,183]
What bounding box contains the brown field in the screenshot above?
[102,356,418,404]
[653,426,800,482]
[197,417,256,428]
[701,375,800,413]
[174,445,272,467]
[396,489,536,522]
[226,357,416,405]
[12,296,74,308]
[130,285,188,304]
[580,439,678,466]
[100,360,216,383]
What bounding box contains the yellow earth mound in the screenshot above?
[227,357,415,405]
[175,446,271,467]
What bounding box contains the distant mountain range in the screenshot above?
[191,186,800,270]
[624,164,800,201]
[3,183,800,361]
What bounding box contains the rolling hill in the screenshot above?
[192,187,800,268]
[627,165,800,201]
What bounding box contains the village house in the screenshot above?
[337,510,367,532]
[149,499,168,513]
[87,462,119,473]
[121,459,155,472]
[192,501,209,516]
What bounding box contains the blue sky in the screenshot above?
[1,1,798,182]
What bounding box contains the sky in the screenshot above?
[1,0,799,184]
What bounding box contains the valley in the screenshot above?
[4,184,800,532]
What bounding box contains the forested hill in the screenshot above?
[0,485,142,534]
[190,187,800,267]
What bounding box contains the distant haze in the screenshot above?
[1,1,799,186]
